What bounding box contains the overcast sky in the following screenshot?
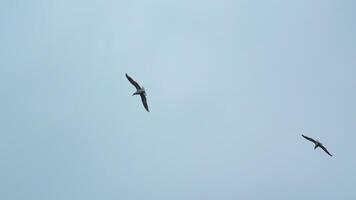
[1,0,356,199]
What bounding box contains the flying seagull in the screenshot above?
[302,134,332,157]
[125,73,149,112]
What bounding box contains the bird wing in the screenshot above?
[140,94,149,112]
[125,73,141,90]
[302,134,317,144]
[320,145,332,157]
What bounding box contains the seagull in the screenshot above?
[302,134,332,157]
[125,73,149,112]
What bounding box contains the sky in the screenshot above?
[0,0,355,199]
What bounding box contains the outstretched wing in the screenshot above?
[125,73,141,90]
[302,134,317,144]
[140,94,149,112]
[320,145,333,157]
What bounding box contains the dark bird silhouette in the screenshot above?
[302,134,332,157]
[126,73,149,112]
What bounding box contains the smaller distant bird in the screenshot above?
[125,73,149,112]
[302,134,332,157]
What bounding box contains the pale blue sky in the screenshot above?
[0,0,355,199]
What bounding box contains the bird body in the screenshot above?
[314,143,320,149]
[133,87,146,96]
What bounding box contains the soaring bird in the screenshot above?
[302,134,332,157]
[125,73,149,112]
